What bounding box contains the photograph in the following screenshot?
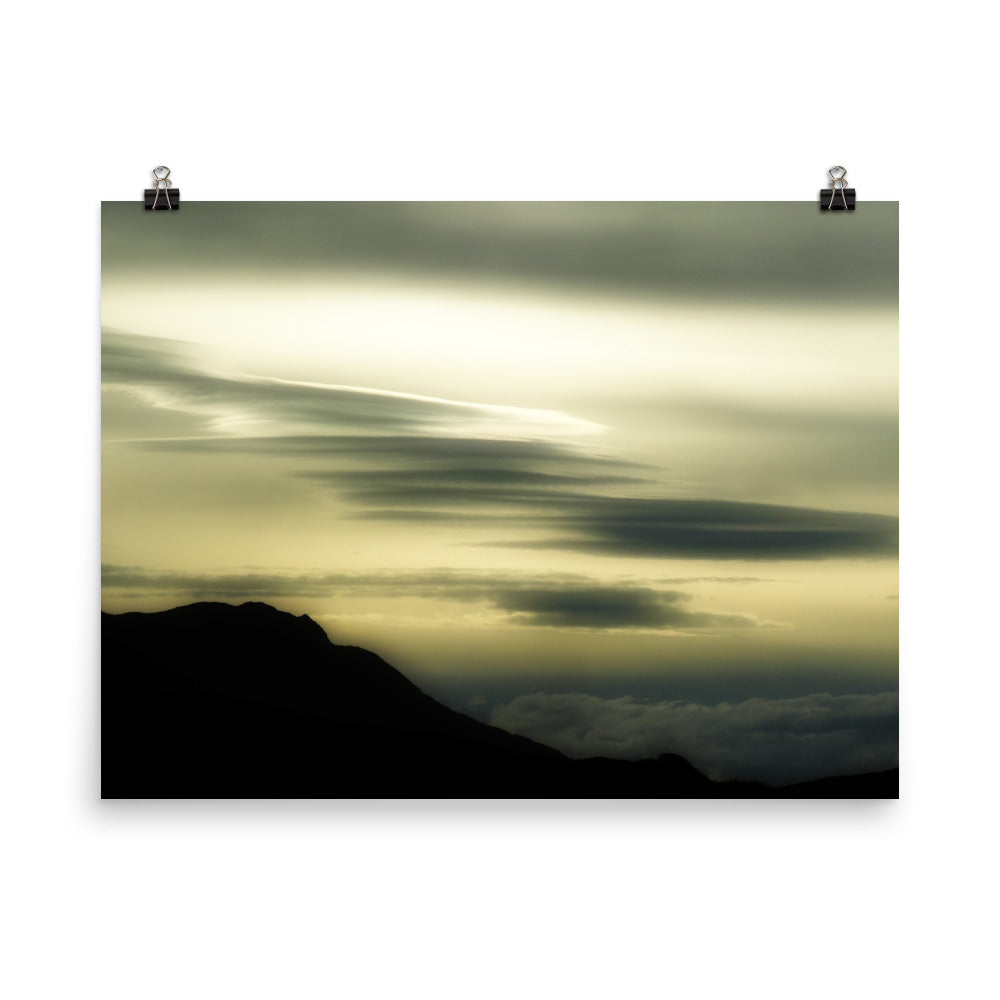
[101,200,898,797]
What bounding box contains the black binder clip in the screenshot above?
[820,165,855,211]
[144,166,180,211]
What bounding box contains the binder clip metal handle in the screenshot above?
[144,165,180,210]
[820,165,855,211]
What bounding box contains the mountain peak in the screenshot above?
[101,601,899,799]
[102,600,565,797]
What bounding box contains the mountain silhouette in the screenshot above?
[101,602,898,798]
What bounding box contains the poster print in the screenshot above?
[101,202,898,798]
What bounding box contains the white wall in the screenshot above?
[1,2,995,999]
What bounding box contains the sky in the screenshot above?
[101,202,898,784]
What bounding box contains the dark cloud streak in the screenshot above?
[494,586,758,630]
[101,566,762,631]
[483,497,898,560]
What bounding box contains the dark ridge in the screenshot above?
[101,602,897,799]
[778,769,899,799]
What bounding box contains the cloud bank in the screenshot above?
[490,691,899,784]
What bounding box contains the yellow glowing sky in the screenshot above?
[101,202,898,715]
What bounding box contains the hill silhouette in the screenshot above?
[101,602,898,798]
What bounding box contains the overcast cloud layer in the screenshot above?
[103,201,898,308]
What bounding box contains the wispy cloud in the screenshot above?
[104,332,898,561]
[102,331,600,440]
